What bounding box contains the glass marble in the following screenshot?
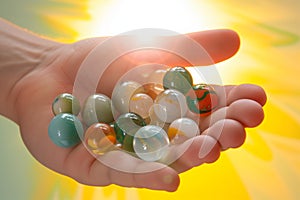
[122,134,135,153]
[48,113,83,148]
[82,94,114,126]
[163,66,193,94]
[133,125,170,162]
[154,89,188,123]
[52,93,81,116]
[114,112,146,144]
[84,123,116,155]
[186,84,219,116]
[168,117,200,144]
[111,81,144,114]
[129,93,154,119]
[142,83,164,100]
[146,104,170,132]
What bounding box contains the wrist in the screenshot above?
[0,18,61,123]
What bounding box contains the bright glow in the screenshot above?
[73,0,219,38]
[68,0,224,84]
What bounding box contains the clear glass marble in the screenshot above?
[133,125,170,162]
[111,81,144,114]
[129,93,154,118]
[168,117,200,144]
[84,123,116,155]
[154,89,188,123]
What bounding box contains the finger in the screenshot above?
[62,144,111,185]
[201,99,264,130]
[202,119,246,150]
[70,30,240,96]
[133,161,180,192]
[186,29,240,64]
[164,135,220,173]
[209,84,266,109]
[196,84,266,130]
[99,151,179,191]
[228,99,265,128]
[116,29,240,66]
[64,145,180,192]
[227,84,267,106]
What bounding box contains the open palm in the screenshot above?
[15,29,266,192]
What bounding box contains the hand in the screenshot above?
[13,29,266,192]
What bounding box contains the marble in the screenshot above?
[163,66,193,94]
[146,104,170,132]
[133,125,170,162]
[82,94,114,126]
[114,112,146,144]
[168,117,200,144]
[154,89,188,123]
[111,81,144,114]
[129,93,154,118]
[48,113,83,148]
[84,123,116,155]
[186,84,219,116]
[142,83,164,100]
[52,93,80,116]
[122,134,135,153]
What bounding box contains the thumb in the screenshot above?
[68,29,240,96]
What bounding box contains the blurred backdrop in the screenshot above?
[0,0,299,199]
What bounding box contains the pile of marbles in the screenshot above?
[48,66,219,162]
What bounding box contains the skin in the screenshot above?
[0,18,266,192]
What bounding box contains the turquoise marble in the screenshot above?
[48,113,84,148]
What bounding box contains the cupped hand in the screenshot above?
[14,29,266,192]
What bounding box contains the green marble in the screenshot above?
[163,66,193,94]
[114,112,146,144]
[82,94,114,126]
[48,113,83,148]
[122,134,134,153]
[52,93,81,116]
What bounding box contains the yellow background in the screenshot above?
[0,0,299,199]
